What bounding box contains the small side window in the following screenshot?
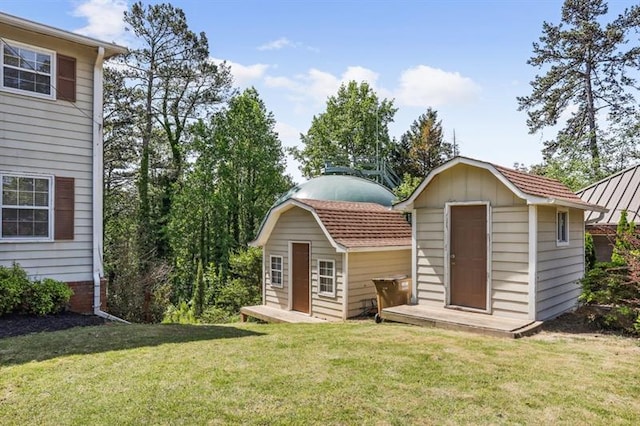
[318,259,335,297]
[270,255,283,287]
[556,209,569,246]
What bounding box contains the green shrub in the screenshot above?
[585,232,596,271]
[580,261,640,334]
[199,306,238,324]
[21,278,73,316]
[163,301,198,324]
[0,263,29,315]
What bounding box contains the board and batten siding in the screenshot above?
[262,207,344,321]
[411,163,530,317]
[0,24,97,282]
[536,206,585,320]
[347,250,411,318]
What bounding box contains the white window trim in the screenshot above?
[1,38,56,100]
[269,255,283,288]
[0,172,54,242]
[317,258,336,298]
[556,208,569,247]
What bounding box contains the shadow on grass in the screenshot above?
[0,323,264,366]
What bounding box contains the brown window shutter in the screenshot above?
[57,54,76,102]
[54,177,74,240]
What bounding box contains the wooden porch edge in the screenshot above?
[380,310,544,339]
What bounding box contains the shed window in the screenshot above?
[557,209,569,246]
[270,255,283,287]
[318,259,335,297]
[1,174,52,239]
[1,40,54,99]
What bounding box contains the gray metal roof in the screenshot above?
[577,163,640,225]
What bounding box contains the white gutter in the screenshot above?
[92,46,128,324]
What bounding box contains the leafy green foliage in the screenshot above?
[585,232,596,272]
[0,264,72,316]
[169,88,290,302]
[393,173,423,201]
[20,279,73,316]
[580,213,640,334]
[192,259,205,317]
[612,210,635,264]
[392,108,454,178]
[293,81,397,177]
[162,301,197,324]
[518,0,640,180]
[0,264,29,315]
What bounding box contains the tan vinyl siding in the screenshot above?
[491,206,529,319]
[536,206,585,320]
[0,25,96,282]
[262,207,343,320]
[415,208,445,306]
[414,164,526,208]
[347,250,411,318]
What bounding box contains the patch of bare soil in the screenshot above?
[537,306,637,341]
[0,312,107,339]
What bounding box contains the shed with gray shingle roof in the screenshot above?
[251,197,412,321]
[394,156,606,322]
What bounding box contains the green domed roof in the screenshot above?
[276,175,395,207]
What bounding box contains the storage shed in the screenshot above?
[394,157,607,321]
[248,175,412,321]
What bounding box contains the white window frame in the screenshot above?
[1,39,56,100]
[318,259,336,297]
[0,172,54,242]
[556,208,569,247]
[269,255,283,288]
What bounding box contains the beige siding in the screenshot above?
[412,165,531,319]
[491,206,530,319]
[0,24,97,282]
[415,208,445,306]
[414,164,526,209]
[262,207,343,321]
[536,206,584,320]
[347,250,411,318]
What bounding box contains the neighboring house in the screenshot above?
[249,175,412,321]
[394,157,607,321]
[0,13,126,314]
[576,163,640,262]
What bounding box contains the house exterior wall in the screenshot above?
[412,164,530,318]
[347,250,411,318]
[0,23,97,285]
[263,207,344,321]
[536,206,585,320]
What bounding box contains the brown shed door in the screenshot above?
[291,243,310,313]
[450,205,487,310]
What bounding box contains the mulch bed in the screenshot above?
[0,312,107,339]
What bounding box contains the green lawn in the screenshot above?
[1,321,639,425]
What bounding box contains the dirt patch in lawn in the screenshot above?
[0,312,107,339]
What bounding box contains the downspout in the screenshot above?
[92,46,128,324]
[586,211,605,224]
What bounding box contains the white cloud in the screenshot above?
[211,58,269,87]
[73,0,128,43]
[258,37,294,51]
[395,65,480,107]
[274,122,301,147]
[265,65,383,108]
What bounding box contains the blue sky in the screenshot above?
[2,0,636,182]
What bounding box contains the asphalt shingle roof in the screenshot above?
[296,199,412,249]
